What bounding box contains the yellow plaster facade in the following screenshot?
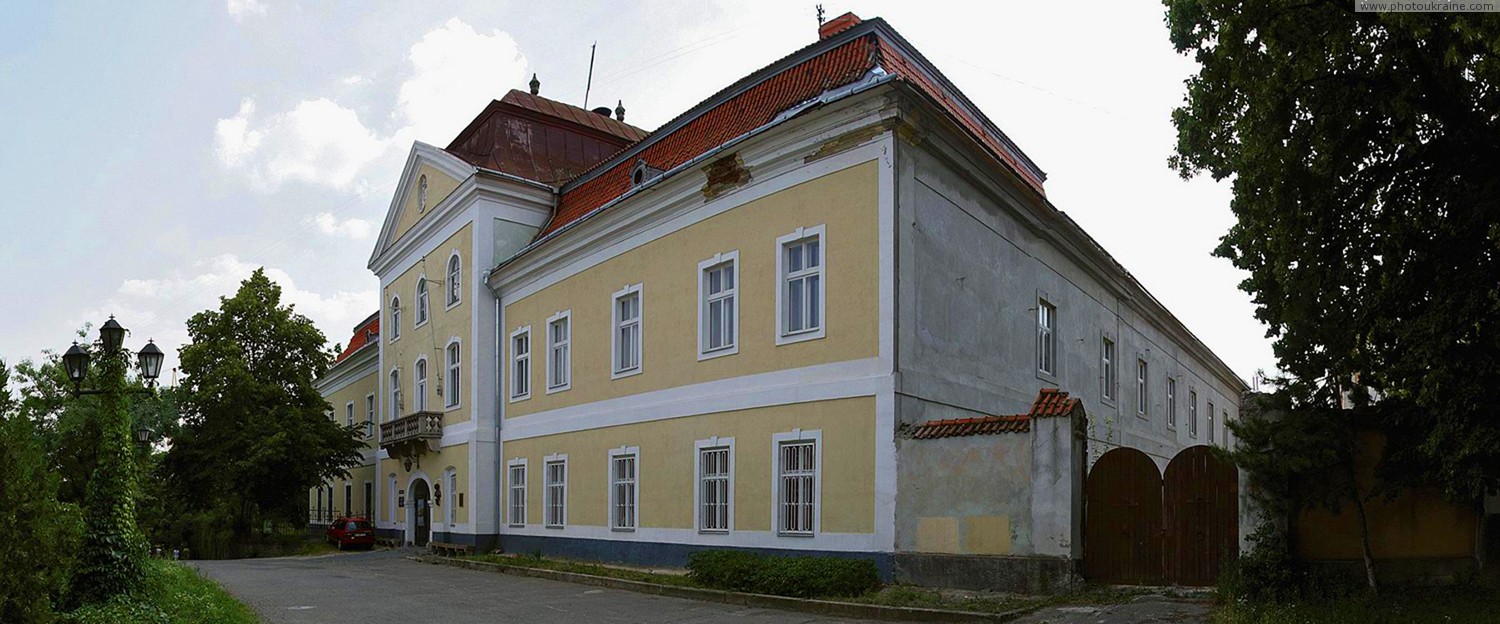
[503,160,881,418]
[502,396,876,534]
[383,223,474,427]
[387,164,462,251]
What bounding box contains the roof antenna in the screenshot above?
[816,4,825,26]
[583,41,597,109]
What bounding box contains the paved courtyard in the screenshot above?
[190,549,878,624]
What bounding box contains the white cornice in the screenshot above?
[369,172,554,279]
[316,344,379,396]
[368,142,479,270]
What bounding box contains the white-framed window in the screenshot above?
[445,340,461,409]
[776,226,826,344]
[611,284,642,377]
[446,252,462,308]
[1222,410,1230,446]
[544,455,567,528]
[507,459,527,527]
[772,429,821,536]
[695,437,735,533]
[418,174,428,212]
[415,278,430,327]
[609,447,639,531]
[1101,336,1117,401]
[363,481,373,519]
[365,394,376,436]
[1136,358,1149,416]
[389,369,403,418]
[1207,400,1216,443]
[698,252,739,359]
[546,311,571,393]
[389,297,402,341]
[1189,389,1199,437]
[345,401,355,426]
[445,469,458,527]
[510,326,531,401]
[1037,300,1056,376]
[413,358,428,411]
[1166,377,1177,428]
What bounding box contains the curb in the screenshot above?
[410,555,1034,623]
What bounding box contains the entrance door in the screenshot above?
[1083,447,1164,585]
[411,479,431,547]
[1163,446,1239,586]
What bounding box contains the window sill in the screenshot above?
[1036,369,1059,385]
[1136,411,1150,420]
[777,531,815,538]
[611,367,642,380]
[610,527,636,533]
[444,404,461,413]
[445,300,461,312]
[508,394,531,404]
[414,320,429,331]
[545,525,565,530]
[545,384,571,395]
[776,327,825,346]
[698,529,731,535]
[697,345,739,361]
[508,524,525,529]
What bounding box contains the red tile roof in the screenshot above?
[543,34,881,237]
[535,16,1046,239]
[907,389,1082,439]
[333,312,380,364]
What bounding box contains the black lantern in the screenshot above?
[137,340,164,382]
[134,426,152,446]
[100,316,126,353]
[63,342,90,385]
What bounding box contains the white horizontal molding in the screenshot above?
[499,524,882,552]
[503,358,889,441]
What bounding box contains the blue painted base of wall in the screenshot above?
[498,534,894,579]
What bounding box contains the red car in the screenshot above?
[325,516,376,550]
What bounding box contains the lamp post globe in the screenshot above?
[62,342,90,384]
[100,316,126,353]
[135,426,152,446]
[137,340,165,381]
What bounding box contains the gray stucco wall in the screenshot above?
[892,139,1245,472]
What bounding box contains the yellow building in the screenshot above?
[309,312,380,527]
[313,13,1249,590]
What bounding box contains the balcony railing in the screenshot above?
[380,411,443,457]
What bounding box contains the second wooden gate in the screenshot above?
[1163,446,1239,586]
[1083,447,1163,585]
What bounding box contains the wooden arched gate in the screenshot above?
[1163,446,1239,586]
[1084,445,1238,586]
[1083,448,1162,584]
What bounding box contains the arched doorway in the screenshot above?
[1084,447,1163,585]
[410,479,431,547]
[1163,445,1239,586]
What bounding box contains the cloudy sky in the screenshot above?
[0,0,1275,383]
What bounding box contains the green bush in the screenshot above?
[687,550,881,599]
[61,559,257,624]
[0,411,84,623]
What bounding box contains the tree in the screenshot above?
[165,269,363,544]
[1164,4,1500,501]
[0,359,83,622]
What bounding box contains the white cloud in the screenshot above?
[212,18,528,193]
[213,97,389,192]
[226,0,267,20]
[310,212,375,238]
[90,254,378,376]
[394,18,528,145]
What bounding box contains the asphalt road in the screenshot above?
[190,549,880,624]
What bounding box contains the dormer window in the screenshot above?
[630,160,662,187]
[418,175,428,212]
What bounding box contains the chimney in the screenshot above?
[591,106,612,117]
[615,100,626,122]
[819,12,861,40]
[529,73,540,95]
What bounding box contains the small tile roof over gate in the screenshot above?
[908,389,1082,439]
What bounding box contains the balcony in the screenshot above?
[380,411,443,464]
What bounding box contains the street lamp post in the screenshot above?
[64,315,163,602]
